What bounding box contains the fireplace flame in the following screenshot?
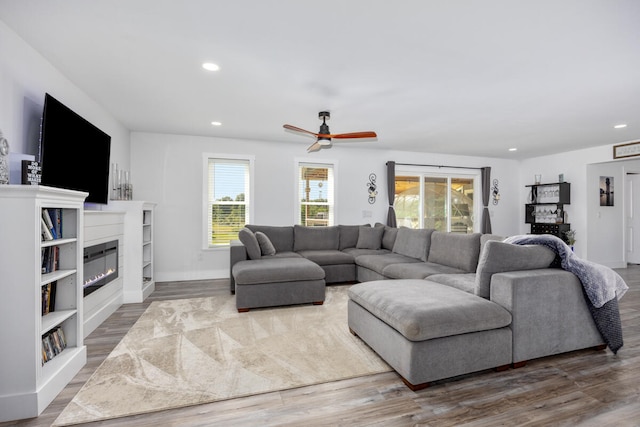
[83,268,117,288]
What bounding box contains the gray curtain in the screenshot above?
[386,161,397,227]
[481,166,492,234]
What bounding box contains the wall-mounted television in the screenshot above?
[39,93,111,204]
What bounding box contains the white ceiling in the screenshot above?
[1,0,639,159]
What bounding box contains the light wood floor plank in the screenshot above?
[3,268,640,427]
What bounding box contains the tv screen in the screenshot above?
[40,93,111,204]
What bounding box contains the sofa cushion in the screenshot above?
[246,225,294,252]
[238,228,261,260]
[375,223,399,250]
[428,273,477,294]
[232,257,325,285]
[356,225,384,249]
[348,279,512,341]
[355,253,421,275]
[392,227,434,261]
[339,224,369,250]
[294,225,340,251]
[382,261,466,280]
[255,231,276,256]
[297,249,355,266]
[342,248,391,257]
[475,240,556,298]
[428,231,482,272]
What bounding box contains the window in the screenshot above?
[297,161,335,226]
[204,155,253,247]
[395,170,477,233]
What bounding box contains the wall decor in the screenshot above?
[599,176,614,206]
[613,141,640,159]
[367,173,378,204]
[491,179,500,205]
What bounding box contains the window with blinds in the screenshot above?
[206,156,252,246]
[298,162,335,226]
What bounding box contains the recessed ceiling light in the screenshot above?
[211,121,222,126]
[614,124,627,129]
[202,62,220,71]
[508,148,518,152]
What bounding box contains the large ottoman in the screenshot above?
[232,257,326,312]
[348,279,513,390]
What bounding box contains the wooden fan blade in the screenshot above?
[307,141,322,152]
[283,124,318,137]
[331,131,377,139]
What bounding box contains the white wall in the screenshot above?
[0,20,130,188]
[519,143,640,267]
[130,132,521,281]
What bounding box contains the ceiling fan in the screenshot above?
[283,111,377,152]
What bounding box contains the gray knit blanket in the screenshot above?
[503,234,628,353]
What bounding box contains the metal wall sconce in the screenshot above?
[492,179,500,205]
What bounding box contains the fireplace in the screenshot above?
[83,240,119,297]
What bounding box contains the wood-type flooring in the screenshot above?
[3,266,640,427]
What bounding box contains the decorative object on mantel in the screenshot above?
[0,129,9,185]
[367,173,377,204]
[559,173,565,182]
[534,174,541,184]
[283,111,377,153]
[491,179,500,205]
[613,140,640,159]
[21,160,41,185]
[599,176,614,207]
[111,163,133,200]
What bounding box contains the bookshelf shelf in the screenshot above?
[0,185,87,422]
[104,201,156,303]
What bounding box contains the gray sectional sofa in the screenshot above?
[230,223,617,389]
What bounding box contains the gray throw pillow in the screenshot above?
[238,227,261,260]
[475,240,557,298]
[255,231,276,256]
[356,226,384,249]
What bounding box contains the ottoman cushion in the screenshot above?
[233,257,324,285]
[348,279,511,342]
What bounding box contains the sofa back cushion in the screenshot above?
[376,223,399,250]
[391,227,434,261]
[246,225,294,252]
[475,240,557,298]
[339,224,369,250]
[255,231,276,256]
[428,231,482,272]
[294,225,340,251]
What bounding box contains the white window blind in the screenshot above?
[206,157,251,246]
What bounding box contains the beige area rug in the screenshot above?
[53,285,391,426]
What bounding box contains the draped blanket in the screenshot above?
[503,234,628,354]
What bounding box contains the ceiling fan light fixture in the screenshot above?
[318,138,332,146]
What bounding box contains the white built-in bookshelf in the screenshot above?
[104,201,156,303]
[0,185,87,422]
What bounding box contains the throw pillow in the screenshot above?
[356,225,384,249]
[474,240,557,298]
[238,227,261,260]
[255,231,276,256]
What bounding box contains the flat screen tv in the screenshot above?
[40,93,111,204]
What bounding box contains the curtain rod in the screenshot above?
[387,162,486,170]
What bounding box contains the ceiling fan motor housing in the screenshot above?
[318,111,331,144]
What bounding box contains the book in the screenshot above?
[41,217,53,241]
[42,209,57,239]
